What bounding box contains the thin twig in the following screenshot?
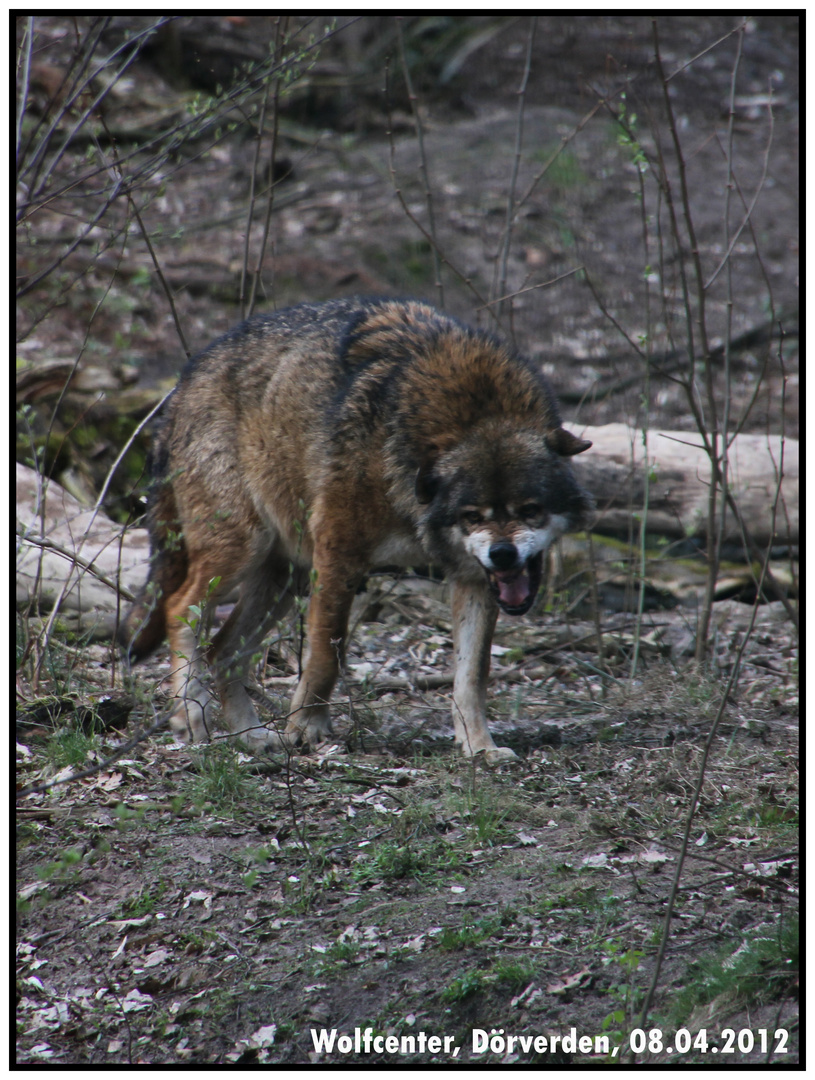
[631,139,653,680]
[653,19,719,661]
[495,16,536,326]
[395,18,443,307]
[16,532,136,602]
[712,22,746,615]
[705,95,773,291]
[15,16,34,162]
[245,15,288,320]
[476,266,584,312]
[664,24,743,83]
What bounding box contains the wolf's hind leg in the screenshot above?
[164,560,226,742]
[284,545,362,750]
[209,557,301,750]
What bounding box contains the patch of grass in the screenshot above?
[754,802,799,829]
[45,728,99,769]
[274,1021,297,1044]
[352,837,461,886]
[439,959,539,1009]
[240,845,277,889]
[353,841,417,883]
[563,883,599,911]
[310,935,367,979]
[113,802,147,830]
[671,915,798,1020]
[281,868,329,915]
[38,846,84,884]
[326,939,361,965]
[502,646,525,666]
[444,778,515,846]
[464,793,511,846]
[438,915,499,952]
[706,788,799,836]
[187,743,256,810]
[684,677,719,716]
[440,971,484,1004]
[492,959,536,991]
[602,940,646,1022]
[176,929,219,954]
[120,880,168,918]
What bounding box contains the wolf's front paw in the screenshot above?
[283,707,334,752]
[233,723,288,753]
[483,745,520,766]
[169,704,209,743]
[458,736,519,764]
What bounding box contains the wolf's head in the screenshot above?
[415,424,593,615]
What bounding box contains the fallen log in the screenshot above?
[16,464,149,640]
[573,424,797,551]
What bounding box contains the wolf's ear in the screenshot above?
[546,427,592,457]
[415,461,439,504]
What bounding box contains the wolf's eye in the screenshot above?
[461,509,483,526]
[519,503,541,520]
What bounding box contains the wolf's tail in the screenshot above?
[118,480,187,662]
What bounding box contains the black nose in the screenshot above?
[488,542,519,571]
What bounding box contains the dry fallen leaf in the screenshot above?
[546,968,592,995]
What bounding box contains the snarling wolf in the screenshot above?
[120,298,593,763]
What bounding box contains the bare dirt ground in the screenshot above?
[16,16,799,1066]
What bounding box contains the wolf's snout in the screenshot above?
[488,541,520,571]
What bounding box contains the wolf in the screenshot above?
[119,298,593,764]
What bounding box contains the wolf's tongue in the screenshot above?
[496,571,530,609]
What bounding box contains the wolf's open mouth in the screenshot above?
[488,551,543,616]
